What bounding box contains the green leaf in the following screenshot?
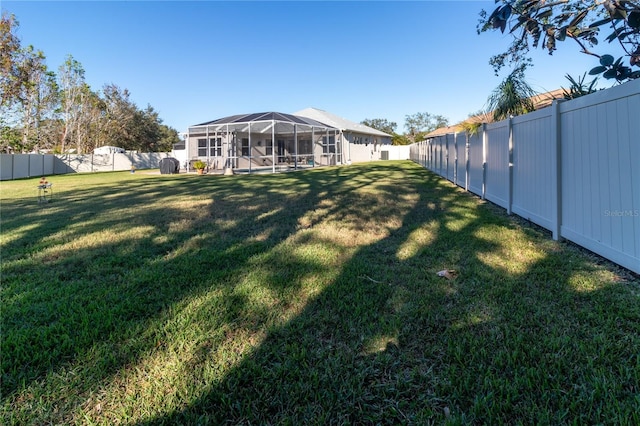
[612,9,627,20]
[537,9,553,20]
[590,17,612,28]
[499,4,512,21]
[603,69,617,79]
[619,67,631,80]
[600,54,614,66]
[568,10,588,27]
[589,66,607,75]
[629,11,640,29]
[617,30,634,41]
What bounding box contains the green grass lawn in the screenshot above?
[1,161,639,425]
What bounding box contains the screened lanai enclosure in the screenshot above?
[185,112,342,173]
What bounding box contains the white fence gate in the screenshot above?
[410,78,640,274]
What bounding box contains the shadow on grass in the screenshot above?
[2,162,638,424]
[2,163,425,421]
[138,164,639,424]
[2,171,337,404]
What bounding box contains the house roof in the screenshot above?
[426,88,566,138]
[193,111,334,128]
[294,107,392,137]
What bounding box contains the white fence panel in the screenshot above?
[421,142,428,168]
[132,153,164,169]
[44,155,54,175]
[422,143,428,168]
[410,78,639,273]
[53,155,80,174]
[439,137,446,177]
[433,137,441,175]
[1,152,171,180]
[91,154,116,172]
[511,108,555,230]
[430,138,438,173]
[0,155,12,180]
[12,155,30,179]
[560,82,640,273]
[381,145,410,160]
[29,155,45,176]
[71,155,96,173]
[446,134,455,182]
[484,121,510,209]
[468,131,484,197]
[455,133,466,187]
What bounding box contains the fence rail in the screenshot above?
[410,78,640,274]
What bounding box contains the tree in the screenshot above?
[486,64,537,121]
[58,55,86,153]
[10,45,59,152]
[133,105,162,152]
[98,86,178,153]
[478,0,640,83]
[391,133,412,146]
[561,72,599,99]
[157,123,181,152]
[102,83,138,151]
[360,118,397,135]
[404,112,449,143]
[1,13,177,153]
[1,14,59,152]
[0,119,21,153]
[0,13,22,107]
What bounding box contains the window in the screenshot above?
[277,140,285,162]
[299,140,312,155]
[197,138,207,156]
[322,136,335,154]
[266,139,273,155]
[241,138,249,156]
[209,137,222,156]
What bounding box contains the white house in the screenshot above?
[294,108,393,163]
[172,108,394,173]
[175,111,341,173]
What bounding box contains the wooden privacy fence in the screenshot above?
[410,78,639,274]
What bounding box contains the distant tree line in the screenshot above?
[361,112,449,146]
[0,13,180,154]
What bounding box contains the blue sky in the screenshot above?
[3,1,616,134]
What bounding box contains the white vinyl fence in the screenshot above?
[0,152,171,180]
[410,78,639,274]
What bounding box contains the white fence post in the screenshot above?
[481,123,487,200]
[551,100,563,241]
[465,132,470,192]
[507,117,513,215]
[453,132,458,184]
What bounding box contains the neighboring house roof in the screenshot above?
[426,125,464,138]
[426,88,566,138]
[294,107,392,137]
[193,111,335,128]
[530,88,565,109]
